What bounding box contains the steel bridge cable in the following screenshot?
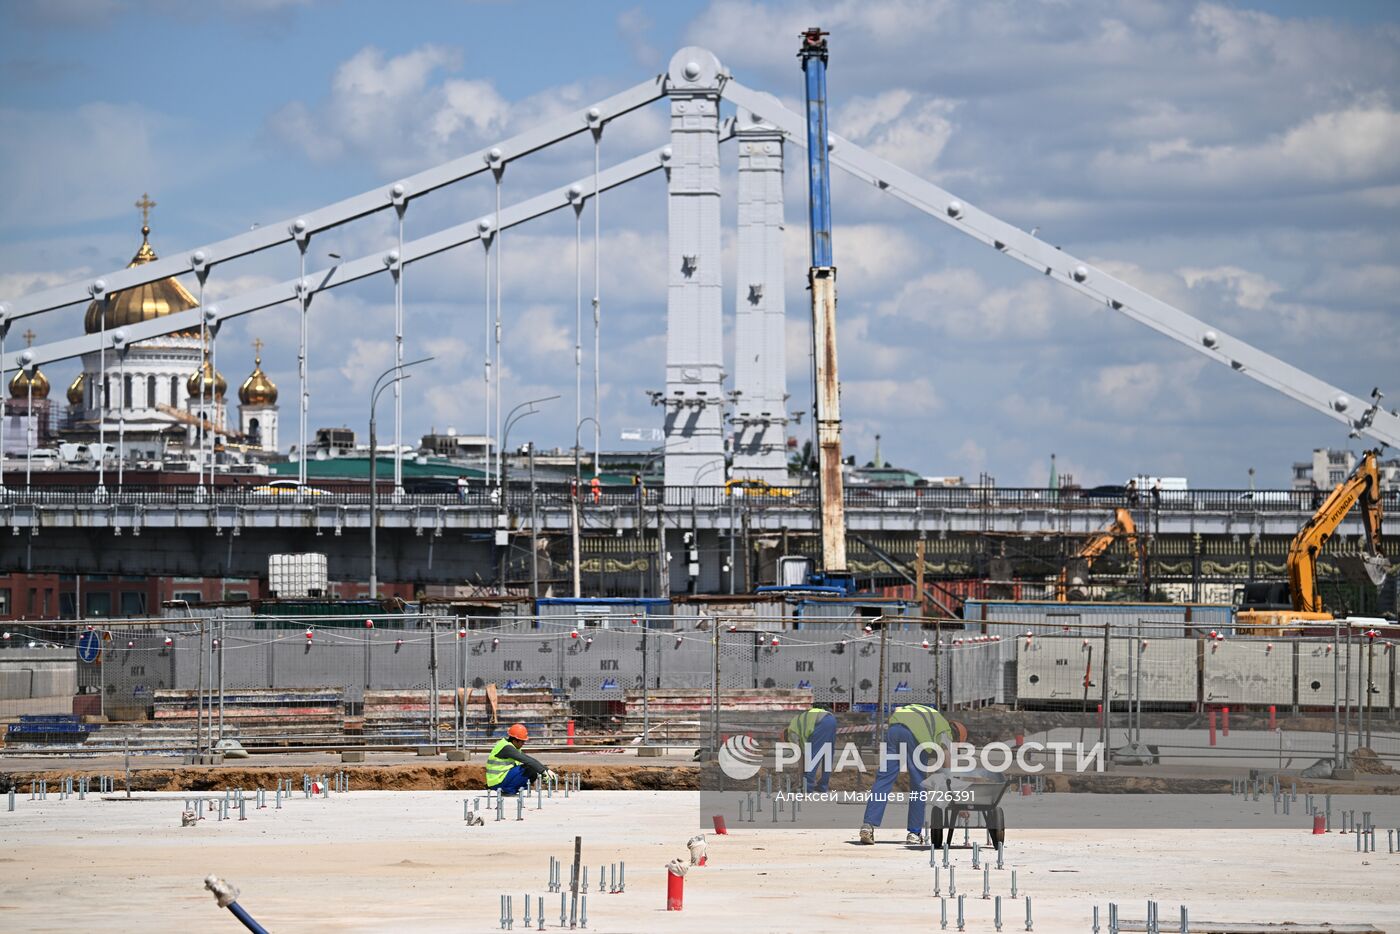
[592,128,602,477]
[197,277,206,489]
[494,168,503,485]
[394,207,405,494]
[98,297,106,492]
[482,234,492,484]
[0,323,5,490]
[297,245,308,489]
[575,201,583,467]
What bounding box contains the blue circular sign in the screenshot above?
[77,630,101,664]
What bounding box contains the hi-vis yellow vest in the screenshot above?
[888,704,951,747]
[486,737,515,787]
[786,707,830,744]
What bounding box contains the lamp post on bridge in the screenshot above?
[495,395,560,595]
[369,356,434,599]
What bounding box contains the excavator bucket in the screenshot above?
[1362,553,1389,587]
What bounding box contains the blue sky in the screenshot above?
[2,0,1398,487]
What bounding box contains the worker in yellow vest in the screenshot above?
[783,704,837,792]
[858,703,952,845]
[486,723,556,796]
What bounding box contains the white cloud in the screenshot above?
[1091,104,1400,195]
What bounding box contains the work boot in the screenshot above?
[905,832,922,846]
[859,824,875,845]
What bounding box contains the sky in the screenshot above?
[2,0,1397,488]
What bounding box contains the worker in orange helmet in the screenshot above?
[485,723,556,796]
[589,475,602,504]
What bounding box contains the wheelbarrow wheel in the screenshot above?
[987,806,1006,848]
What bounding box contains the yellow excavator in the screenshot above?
[1237,450,1387,633]
[1056,507,1140,601]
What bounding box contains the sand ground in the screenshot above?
[2,788,1398,933]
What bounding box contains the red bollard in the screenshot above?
[1208,710,1217,747]
[567,720,575,746]
[1268,705,1276,731]
[712,815,728,835]
[1222,706,1230,736]
[1312,814,1326,835]
[666,869,684,911]
[1020,783,1033,797]
[1097,703,1103,727]
[1014,733,1024,747]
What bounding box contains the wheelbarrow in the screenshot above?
[923,770,1009,849]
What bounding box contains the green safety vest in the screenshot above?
[888,704,951,747]
[486,737,515,787]
[786,708,830,745]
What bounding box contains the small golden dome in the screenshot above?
[82,218,200,335]
[9,366,50,401]
[67,371,85,406]
[238,348,278,406]
[187,356,227,400]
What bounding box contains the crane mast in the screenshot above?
[799,27,849,579]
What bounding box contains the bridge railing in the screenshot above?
[0,483,1393,513]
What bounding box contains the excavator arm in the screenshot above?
[1056,508,1139,601]
[1286,450,1386,613]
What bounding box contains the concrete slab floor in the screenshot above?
[2,790,1397,933]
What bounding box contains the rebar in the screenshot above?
[1093,904,1099,933]
[500,894,507,930]
[1180,905,1188,934]
[1109,902,1118,934]
[957,894,965,931]
[517,795,525,821]
[497,794,505,822]
[973,842,981,869]
[537,781,543,810]
[949,866,956,897]
[559,892,566,927]
[1011,870,1017,898]
[619,862,625,892]
[580,894,588,929]
[983,865,991,899]
[524,892,531,928]
[537,896,544,932]
[7,788,14,811]
[581,864,588,894]
[940,897,948,929]
[997,844,1005,870]
[995,895,1003,931]
[239,798,246,821]
[609,863,616,894]
[1025,896,1033,931]
[934,865,940,897]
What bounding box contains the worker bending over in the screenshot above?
[784,704,837,793]
[487,723,556,796]
[858,703,952,845]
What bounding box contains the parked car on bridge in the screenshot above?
[724,478,795,498]
[251,479,331,497]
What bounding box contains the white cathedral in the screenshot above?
[61,203,279,461]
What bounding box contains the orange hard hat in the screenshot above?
[507,723,528,742]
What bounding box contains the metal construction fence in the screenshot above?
[2,614,1396,770]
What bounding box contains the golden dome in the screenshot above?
[238,348,278,406]
[66,371,85,406]
[9,367,50,401]
[82,223,200,335]
[187,356,227,400]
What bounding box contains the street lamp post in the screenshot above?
[370,356,434,598]
[495,395,560,594]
